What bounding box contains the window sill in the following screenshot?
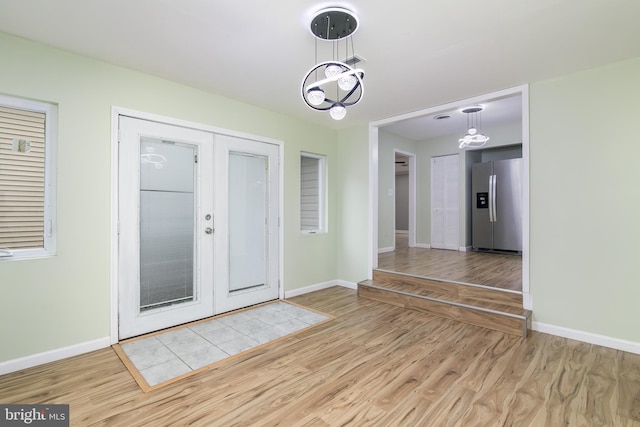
[0,249,56,262]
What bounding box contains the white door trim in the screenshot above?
[110,107,284,344]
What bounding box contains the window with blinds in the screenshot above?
[0,95,56,258]
[300,153,325,233]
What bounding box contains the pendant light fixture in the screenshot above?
[458,106,490,149]
[301,7,365,121]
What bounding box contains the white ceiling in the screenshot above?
[1,0,639,140]
[384,95,522,141]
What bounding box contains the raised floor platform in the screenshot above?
[359,269,531,337]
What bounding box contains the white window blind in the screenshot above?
[300,153,325,233]
[0,97,54,256]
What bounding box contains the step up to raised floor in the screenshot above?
[358,269,531,337]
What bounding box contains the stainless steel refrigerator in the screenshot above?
[471,159,522,252]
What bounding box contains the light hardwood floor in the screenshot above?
[1,287,639,426]
[378,233,522,291]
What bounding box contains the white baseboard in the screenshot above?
[414,243,431,249]
[532,322,640,355]
[335,280,357,290]
[378,246,394,254]
[284,280,356,298]
[459,246,473,252]
[0,337,111,376]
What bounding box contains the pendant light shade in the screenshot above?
[325,63,343,78]
[301,7,365,120]
[338,73,357,91]
[306,87,326,106]
[458,106,490,149]
[329,102,347,120]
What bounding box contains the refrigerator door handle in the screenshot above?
[492,174,497,222]
[488,175,494,222]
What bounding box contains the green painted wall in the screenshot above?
[1,28,639,365]
[529,57,640,342]
[336,125,370,284]
[0,32,338,362]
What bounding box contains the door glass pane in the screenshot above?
[139,137,196,311]
[229,152,267,292]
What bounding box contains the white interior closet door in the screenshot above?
[213,134,280,314]
[118,117,214,339]
[431,154,459,250]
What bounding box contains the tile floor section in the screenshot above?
[120,301,329,387]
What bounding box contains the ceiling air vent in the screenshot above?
[433,114,452,120]
[345,55,366,67]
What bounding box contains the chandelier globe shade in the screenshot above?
[329,102,347,120]
[325,63,343,78]
[306,87,326,106]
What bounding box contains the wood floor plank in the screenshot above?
[371,270,524,310]
[1,287,639,426]
[617,349,640,422]
[583,344,619,426]
[539,339,592,426]
[458,332,546,425]
[378,246,522,291]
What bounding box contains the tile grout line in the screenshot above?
[113,301,334,392]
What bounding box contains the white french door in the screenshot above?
[118,117,214,339]
[118,117,279,339]
[213,134,280,314]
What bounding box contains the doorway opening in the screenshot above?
[369,85,530,308]
[390,150,416,252]
[394,153,410,250]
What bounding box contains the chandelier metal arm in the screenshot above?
[301,61,364,111]
[305,67,365,92]
[339,81,362,104]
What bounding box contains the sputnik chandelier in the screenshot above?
[301,7,364,120]
[458,106,490,149]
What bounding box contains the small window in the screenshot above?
[0,94,57,259]
[300,152,325,233]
